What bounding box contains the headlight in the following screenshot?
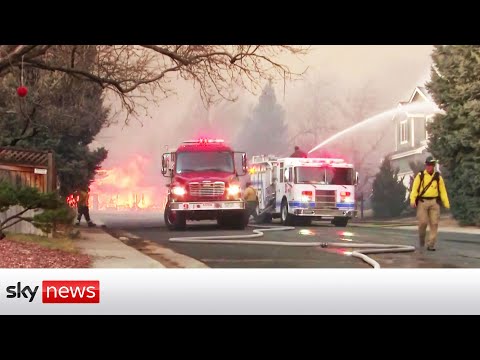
[301,191,313,202]
[227,185,241,196]
[339,191,352,203]
[172,186,186,196]
[301,195,311,202]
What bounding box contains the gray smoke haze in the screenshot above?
[91,45,434,198]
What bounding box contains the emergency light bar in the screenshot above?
[307,158,345,164]
[251,155,278,163]
[183,138,225,144]
[250,155,352,167]
[288,158,349,166]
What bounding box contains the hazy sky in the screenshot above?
[93,45,434,165]
[279,45,433,106]
[298,45,432,86]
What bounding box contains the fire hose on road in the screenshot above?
[168,225,416,269]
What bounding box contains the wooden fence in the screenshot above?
[0,147,57,235]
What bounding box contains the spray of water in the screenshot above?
[308,102,441,154]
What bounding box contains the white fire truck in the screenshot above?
[249,155,358,227]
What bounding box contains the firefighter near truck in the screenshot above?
[249,155,359,227]
[162,139,249,230]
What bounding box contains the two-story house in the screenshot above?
[389,86,442,190]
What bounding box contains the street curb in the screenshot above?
[116,231,209,268]
[75,228,165,268]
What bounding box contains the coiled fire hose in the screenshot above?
[168,225,416,269]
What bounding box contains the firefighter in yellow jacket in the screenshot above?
[244,181,258,223]
[74,187,96,227]
[409,156,450,251]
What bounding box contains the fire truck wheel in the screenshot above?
[332,217,348,227]
[280,200,294,226]
[164,204,186,231]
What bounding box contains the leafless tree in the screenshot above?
[288,77,394,200]
[0,45,308,123]
[288,78,384,151]
[335,81,381,124]
[354,128,392,195]
[288,78,339,150]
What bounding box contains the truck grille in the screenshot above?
[315,190,336,209]
[189,182,225,197]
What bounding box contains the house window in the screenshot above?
[400,121,408,144]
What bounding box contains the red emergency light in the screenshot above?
[183,138,225,145]
[301,190,313,202]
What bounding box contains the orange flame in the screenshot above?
[87,155,167,211]
[66,194,77,208]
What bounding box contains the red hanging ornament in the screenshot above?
[17,86,28,97]
[17,55,28,97]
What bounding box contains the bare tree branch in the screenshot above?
[354,126,390,169]
[0,45,52,74]
[70,46,78,68]
[141,45,191,65]
[0,45,308,122]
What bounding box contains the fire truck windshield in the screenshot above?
[296,167,354,185]
[176,151,234,173]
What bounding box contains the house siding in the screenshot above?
[389,87,440,198]
[413,116,427,147]
[391,151,429,174]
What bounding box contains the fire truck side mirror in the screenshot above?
[242,153,247,175]
[161,154,167,175]
[234,152,248,176]
[162,153,172,177]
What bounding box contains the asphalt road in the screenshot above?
[94,211,480,268]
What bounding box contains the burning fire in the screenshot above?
[66,194,78,207]
[81,155,167,212]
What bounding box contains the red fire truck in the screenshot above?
[162,138,248,230]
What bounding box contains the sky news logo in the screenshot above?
[4,281,100,303]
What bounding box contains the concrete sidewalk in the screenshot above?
[74,227,165,268]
